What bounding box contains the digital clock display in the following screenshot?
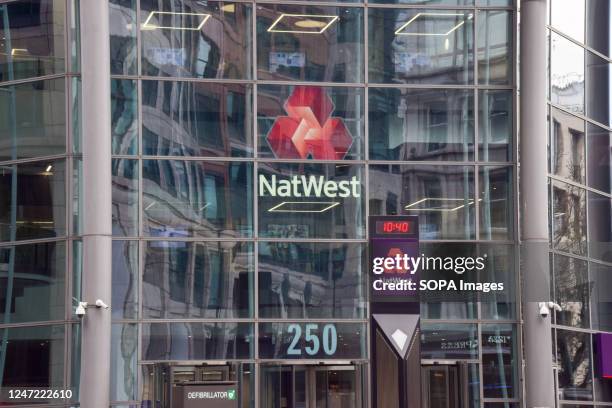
[375,221,412,234]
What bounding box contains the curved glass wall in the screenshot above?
[0,0,79,405]
[549,0,612,404]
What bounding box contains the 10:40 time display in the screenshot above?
[375,220,412,234]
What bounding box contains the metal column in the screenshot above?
[79,0,112,406]
[520,1,556,407]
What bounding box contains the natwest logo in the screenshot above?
[259,174,360,198]
[266,86,353,160]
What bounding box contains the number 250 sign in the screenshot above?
[286,324,338,356]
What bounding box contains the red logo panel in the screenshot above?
[266,86,354,160]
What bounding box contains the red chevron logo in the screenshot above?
[266,86,353,160]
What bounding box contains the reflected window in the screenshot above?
[112,159,138,237]
[587,191,612,263]
[258,163,365,239]
[479,90,512,162]
[110,0,137,75]
[368,9,474,84]
[0,0,65,82]
[552,180,587,256]
[257,5,363,83]
[586,51,612,127]
[556,329,593,401]
[479,166,513,240]
[142,322,253,360]
[586,123,612,194]
[112,241,138,319]
[481,324,517,399]
[143,241,254,318]
[550,33,584,115]
[143,160,253,238]
[111,79,138,156]
[369,164,475,239]
[111,324,138,401]
[258,85,364,160]
[591,263,612,333]
[140,0,251,79]
[550,108,585,185]
[421,323,478,360]
[0,325,64,389]
[0,241,65,324]
[553,254,589,329]
[142,80,253,157]
[369,88,474,161]
[477,11,512,85]
[0,160,66,242]
[0,78,66,161]
[258,242,365,319]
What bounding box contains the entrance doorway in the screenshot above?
[421,364,471,408]
[260,364,365,408]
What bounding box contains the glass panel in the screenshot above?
[0,78,66,161]
[258,322,366,359]
[551,179,587,256]
[369,88,474,161]
[112,240,138,319]
[420,323,478,360]
[420,302,476,319]
[550,107,585,184]
[0,0,65,82]
[110,0,137,75]
[477,0,512,5]
[481,324,517,399]
[258,242,365,318]
[478,243,516,320]
[141,322,253,360]
[586,1,611,57]
[112,158,138,237]
[551,0,584,43]
[369,164,475,239]
[479,166,513,240]
[143,160,253,238]
[553,254,589,328]
[111,323,138,401]
[142,80,253,157]
[588,191,612,263]
[0,241,65,324]
[556,329,593,401]
[368,9,474,84]
[0,160,66,242]
[256,5,363,83]
[258,163,364,239]
[586,51,612,127]
[370,0,473,4]
[479,90,512,162]
[477,11,512,85]
[587,123,612,194]
[591,262,612,332]
[550,32,584,115]
[0,325,64,390]
[258,85,364,160]
[140,0,251,79]
[111,79,138,156]
[143,241,254,318]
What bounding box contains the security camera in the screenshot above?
[95,299,109,309]
[75,302,88,318]
[538,301,562,318]
[538,302,550,318]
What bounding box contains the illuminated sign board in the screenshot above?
[369,216,419,303]
[172,383,238,408]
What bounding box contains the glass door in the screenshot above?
[260,364,364,408]
[421,365,460,408]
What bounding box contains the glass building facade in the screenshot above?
[0,0,608,407]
